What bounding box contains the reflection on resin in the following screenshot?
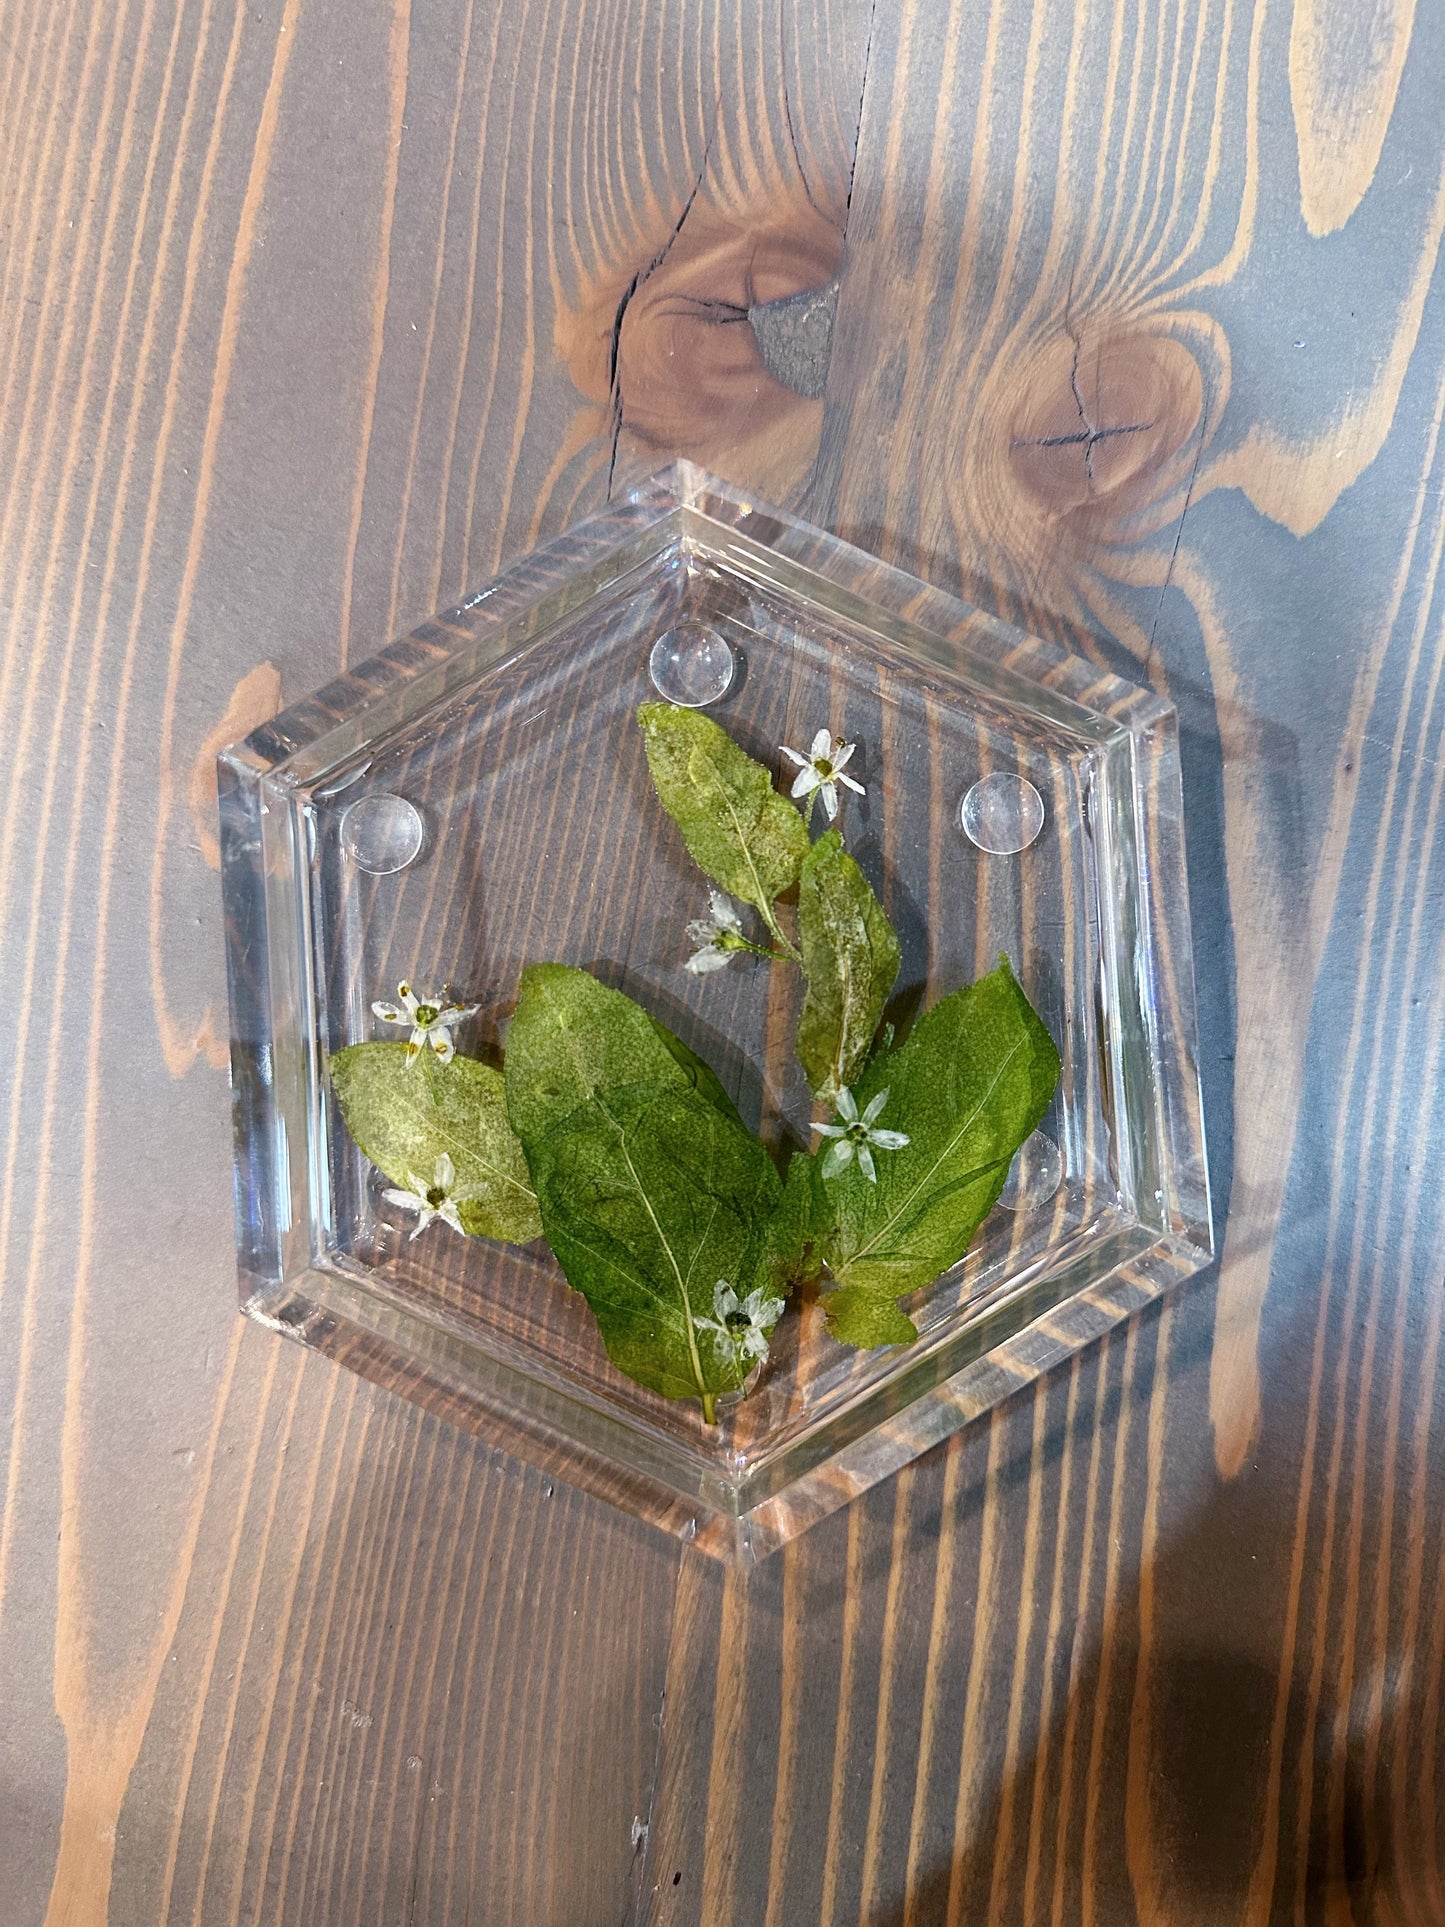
[340,793,424,874]
[648,623,735,706]
[998,1130,1063,1211]
[960,771,1045,854]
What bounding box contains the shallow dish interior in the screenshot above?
[307,542,1123,1474]
[221,466,1209,1554]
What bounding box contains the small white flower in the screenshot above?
[813,1085,910,1183]
[780,726,865,822]
[695,1279,783,1366]
[685,890,750,974]
[383,1153,466,1239]
[372,980,479,1065]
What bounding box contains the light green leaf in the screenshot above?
[795,829,901,1099]
[820,1283,920,1348]
[503,962,704,1143]
[637,702,809,946]
[330,1042,542,1244]
[505,965,784,1418]
[820,958,1060,1345]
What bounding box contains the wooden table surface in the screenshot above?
[3,1,1443,1921]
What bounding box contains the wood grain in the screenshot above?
[2,0,1443,1921]
[642,0,1445,1917]
[0,2,865,1920]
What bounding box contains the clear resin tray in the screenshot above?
[219,464,1210,1561]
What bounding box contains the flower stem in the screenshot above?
[701,1391,717,1425]
[734,936,796,964]
[758,902,802,964]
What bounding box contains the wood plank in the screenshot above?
[0,2,870,1922]
[645,0,1445,1918]
[106,1359,678,1927]
[4,0,1444,1919]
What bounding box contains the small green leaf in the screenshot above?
[330,1042,542,1244]
[637,702,809,946]
[820,958,1060,1345]
[820,1283,919,1348]
[795,829,901,1098]
[506,965,784,1417]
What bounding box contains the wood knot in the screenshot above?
[1007,326,1205,533]
[556,186,842,498]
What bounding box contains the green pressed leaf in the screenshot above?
[330,1042,542,1244]
[795,830,901,1098]
[820,1283,920,1348]
[637,702,810,935]
[524,1080,783,1410]
[647,1016,745,1128]
[820,958,1060,1345]
[762,1150,830,1295]
[503,962,699,1142]
[505,965,785,1416]
[504,963,744,1136]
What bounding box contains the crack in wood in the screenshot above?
[629,1683,668,1927]
[778,1,831,227]
[1012,421,1156,451]
[1031,315,1158,492]
[606,121,718,497]
[844,0,876,221]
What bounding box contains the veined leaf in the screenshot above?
[506,965,784,1417]
[503,962,709,1142]
[525,1082,783,1412]
[795,829,901,1098]
[331,1042,542,1244]
[820,958,1060,1345]
[637,702,809,941]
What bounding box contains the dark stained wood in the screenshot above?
[643,0,1445,1918]
[1,0,1443,1923]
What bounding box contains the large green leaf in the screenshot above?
[505,965,784,1417]
[795,829,901,1099]
[330,1042,542,1244]
[820,959,1060,1345]
[525,1082,783,1412]
[637,702,809,940]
